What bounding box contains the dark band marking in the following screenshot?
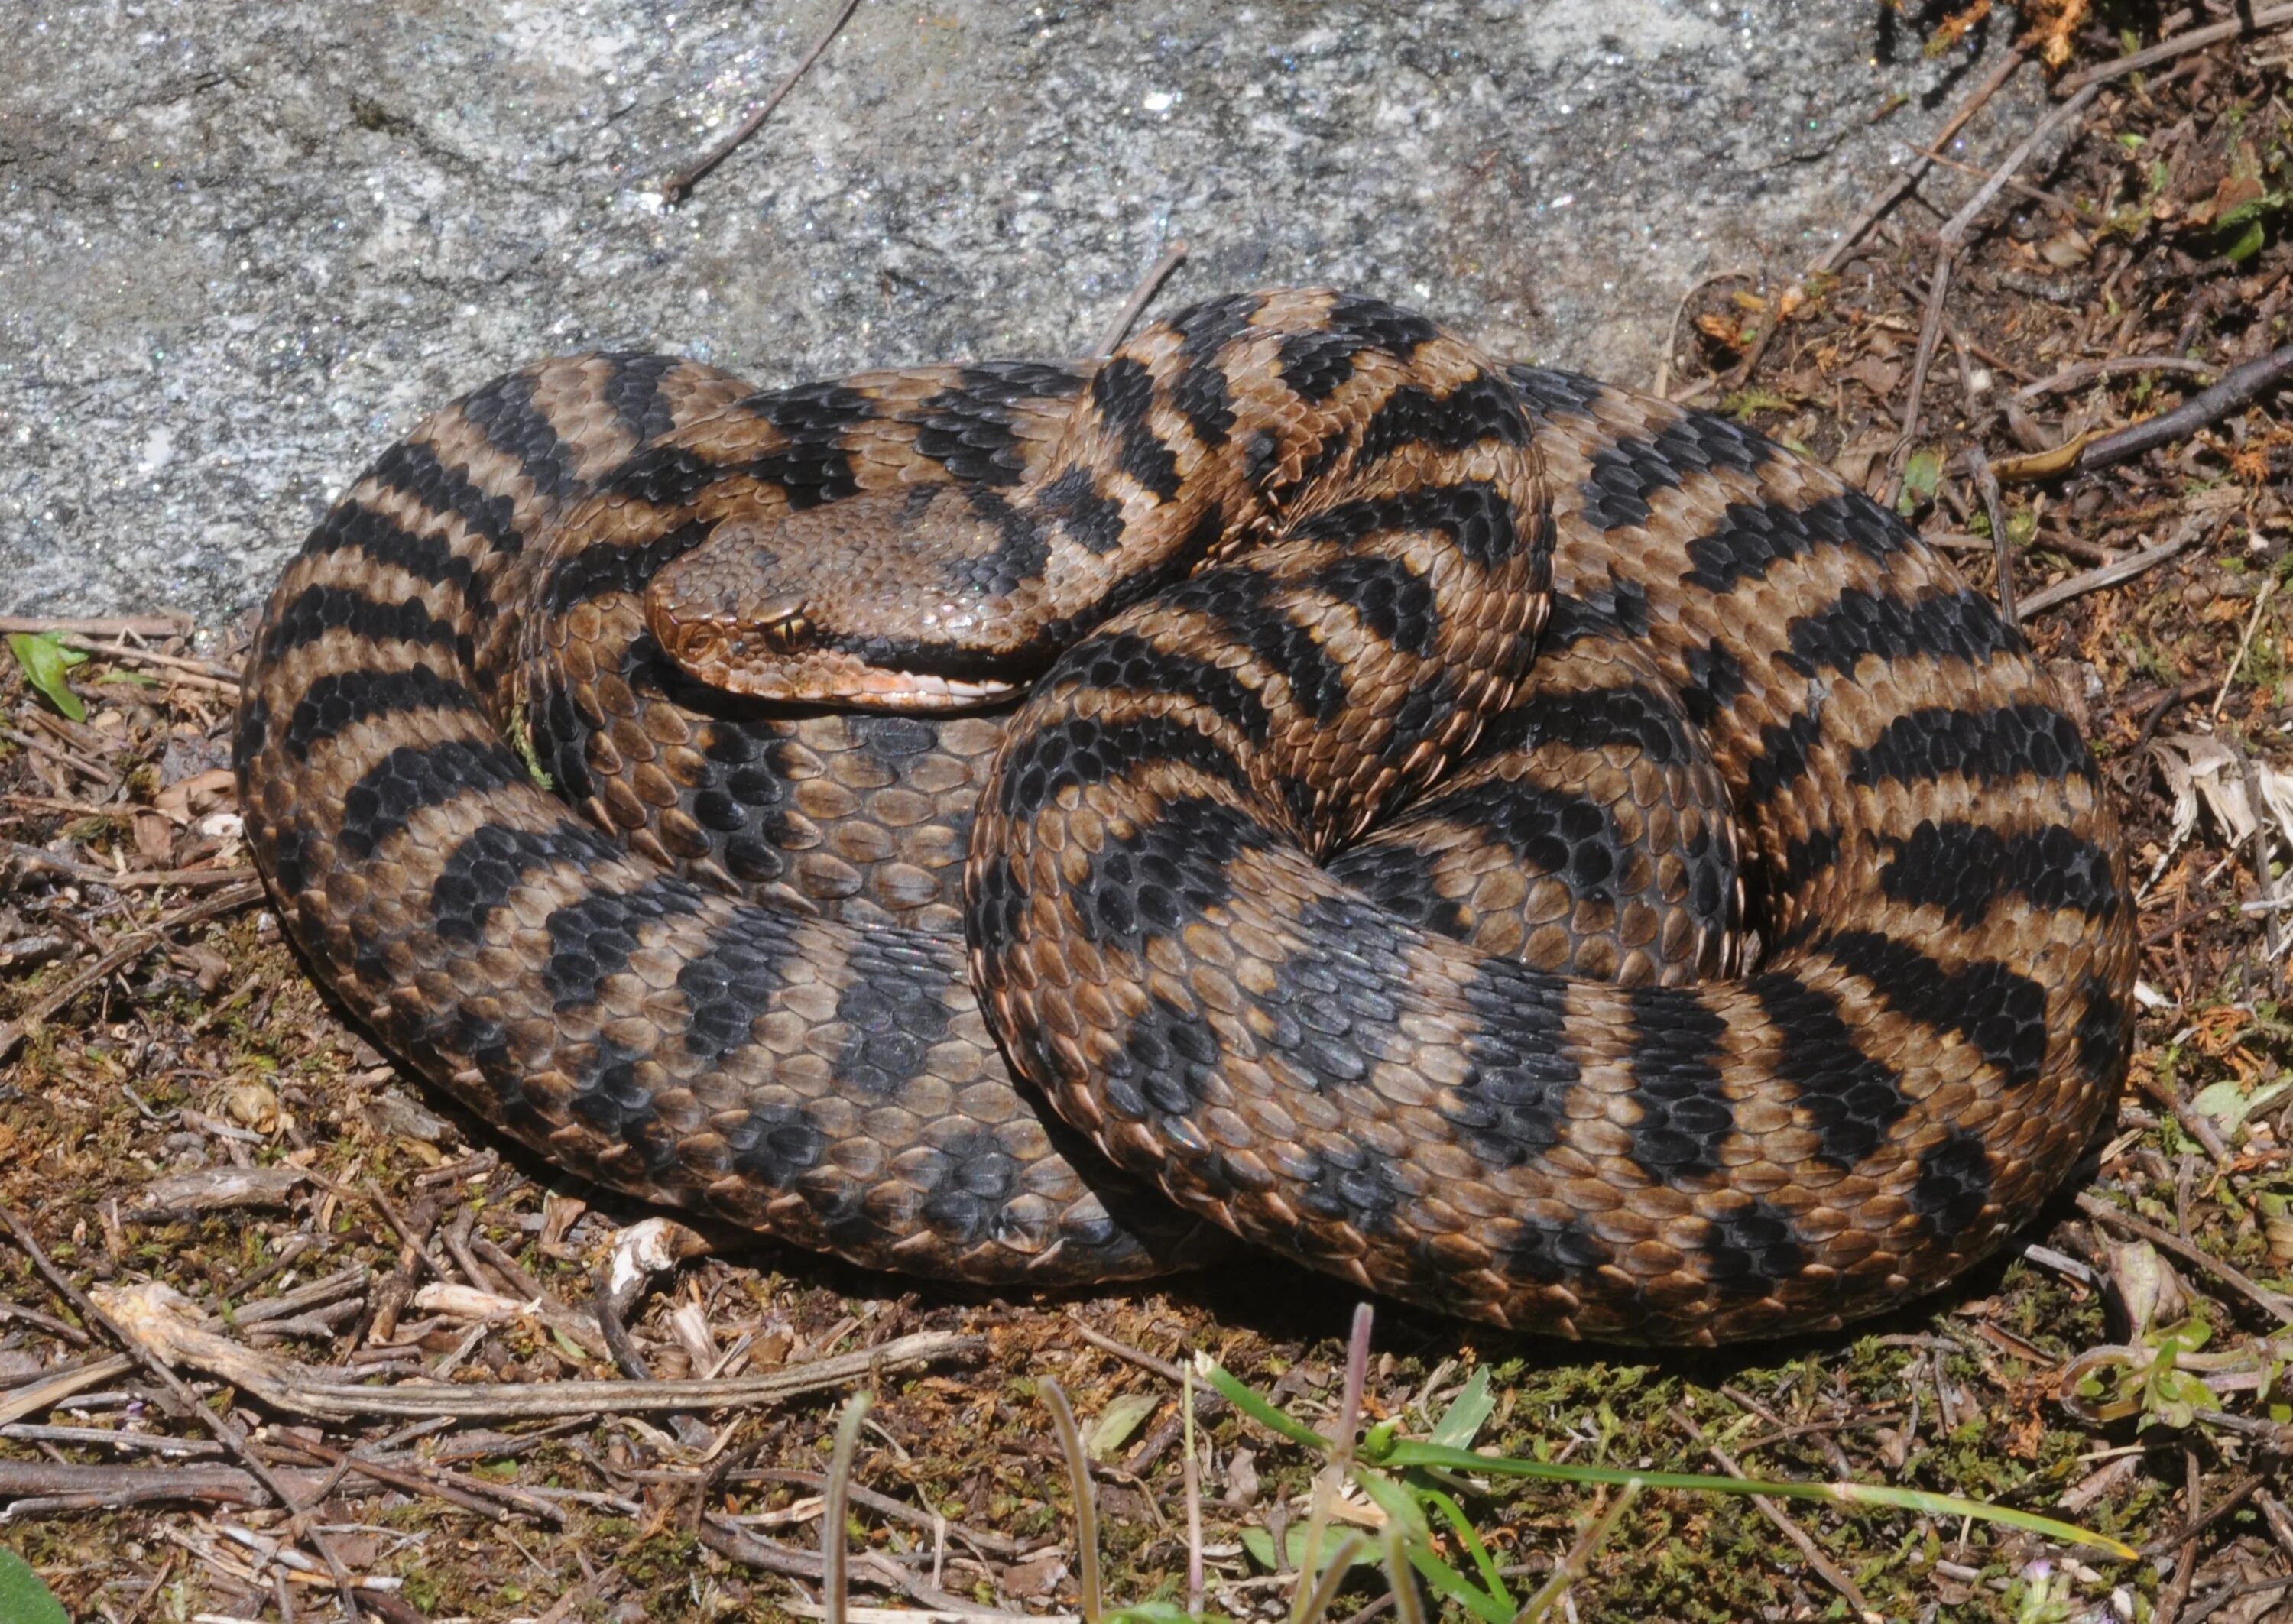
[1502,364,1607,420]
[1678,637,1747,729]
[368,439,521,553]
[1750,970,1909,1169]
[540,874,709,1010]
[606,443,726,511]
[1276,329,1366,402]
[1815,929,2048,1089]
[1293,481,1523,569]
[912,1128,1027,1246]
[1480,682,1695,768]
[305,501,469,592]
[1296,1138,1409,1236]
[462,368,579,498]
[602,352,684,444]
[994,712,1250,819]
[430,820,623,943]
[264,585,459,661]
[948,486,1056,598]
[1091,356,1183,501]
[1254,895,1411,1091]
[1036,466,1128,555]
[907,362,1082,486]
[727,1100,829,1191]
[541,519,714,613]
[283,663,482,760]
[1701,1198,1809,1300]
[1850,702,2095,789]
[1069,794,1273,950]
[1907,1128,1993,1241]
[1166,292,1263,450]
[1305,556,1439,657]
[1101,991,1227,1121]
[1624,984,1734,1180]
[1682,492,1908,594]
[832,929,960,1096]
[1498,1213,1610,1287]
[1163,566,1348,725]
[1784,586,2024,680]
[1877,821,2123,929]
[1067,630,1274,745]
[1581,413,1769,532]
[1354,369,1531,465]
[339,739,527,861]
[673,905,796,1063]
[1743,709,1824,811]
[1544,575,1651,645]
[1325,841,1466,939]
[2075,974,2132,1086]
[1324,292,1439,357]
[1778,827,1842,899]
[1448,958,1578,1169]
[1406,776,1623,902]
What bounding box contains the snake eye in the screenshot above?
[761,614,809,652]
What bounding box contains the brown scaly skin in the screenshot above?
[236,290,2132,1343]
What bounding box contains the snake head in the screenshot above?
[644,494,1031,709]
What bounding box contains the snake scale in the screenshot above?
[235,289,2135,1344]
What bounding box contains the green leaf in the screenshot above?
[1426,1368,1495,1450]
[1897,449,1944,516]
[7,632,88,722]
[1239,1525,1377,1574]
[1418,1485,1513,1612]
[1106,1603,1201,1624]
[2223,216,2269,264]
[1088,1392,1161,1460]
[0,1549,69,1624]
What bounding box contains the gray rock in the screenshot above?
[0,0,2035,624]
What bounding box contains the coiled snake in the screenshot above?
[235,289,2135,1344]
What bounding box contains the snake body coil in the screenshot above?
[235,290,2135,1344]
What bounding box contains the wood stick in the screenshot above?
[2015,528,2194,618]
[2079,341,2293,472]
[1093,241,1191,358]
[661,0,865,202]
[2059,5,2293,92]
[2076,1191,2293,1327]
[0,615,190,638]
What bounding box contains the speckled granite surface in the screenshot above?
[0,1,2035,623]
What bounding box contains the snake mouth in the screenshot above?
[650,609,1021,710]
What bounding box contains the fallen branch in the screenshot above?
[2059,5,2293,92]
[2013,526,2196,619]
[2077,341,2293,472]
[661,0,864,202]
[0,614,190,638]
[2015,355,2217,402]
[92,1280,979,1421]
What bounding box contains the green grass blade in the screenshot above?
[1418,1484,1514,1613]
[1198,1355,1330,1452]
[1374,1440,2134,1561]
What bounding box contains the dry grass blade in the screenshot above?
[1513,1483,1643,1624]
[824,1392,873,1624]
[1039,1377,1101,1624]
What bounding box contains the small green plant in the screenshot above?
[5,630,89,722]
[810,1304,2135,1624]
[0,1549,69,1624]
